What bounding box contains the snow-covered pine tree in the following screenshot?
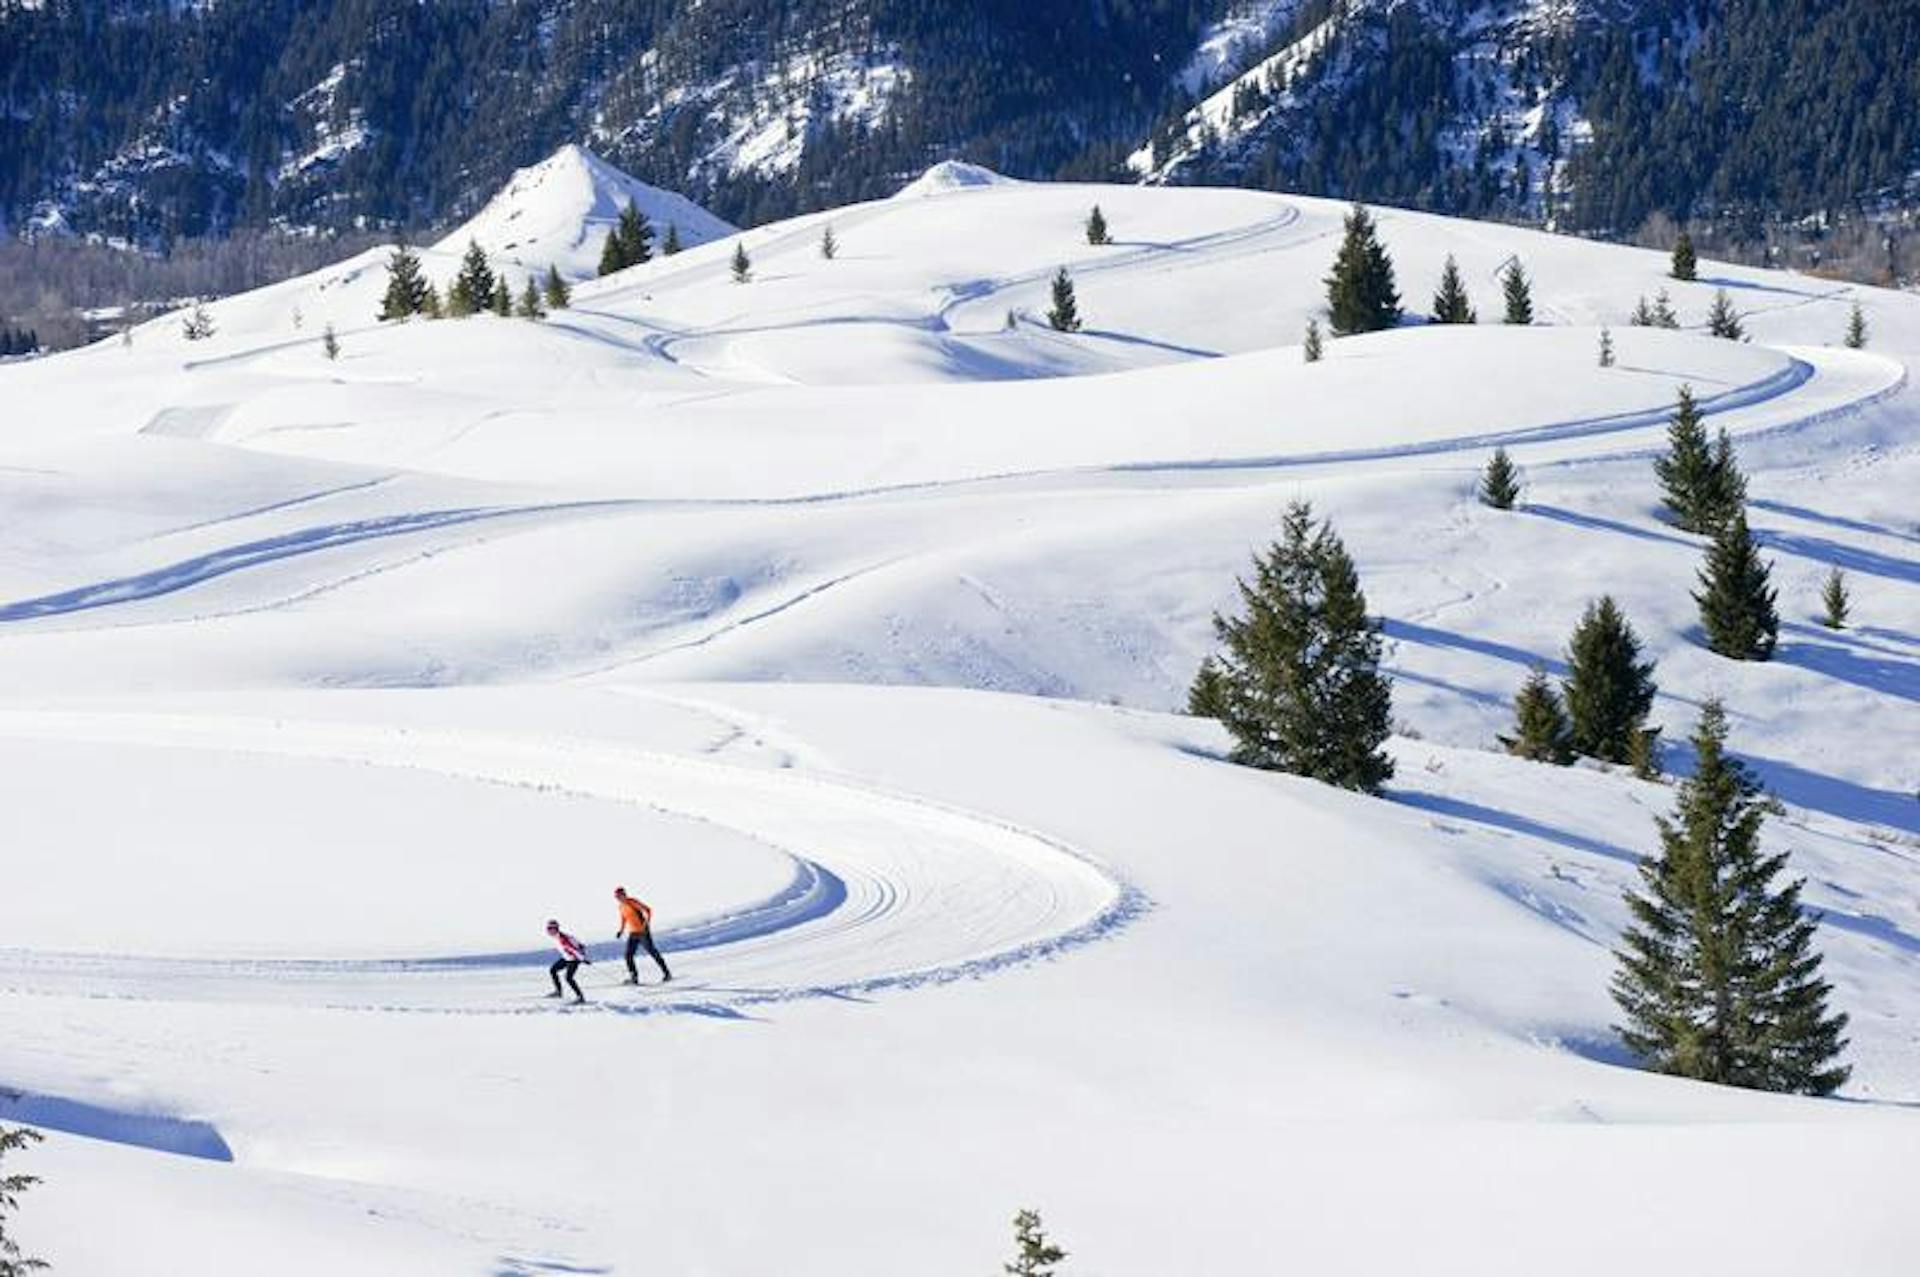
[1655,387,1717,533]
[489,276,512,316]
[1562,595,1658,764]
[1430,254,1475,323]
[1192,501,1395,793]
[731,242,753,284]
[0,1123,46,1276]
[663,223,682,255]
[820,223,838,260]
[1629,295,1656,327]
[517,278,545,319]
[1085,204,1110,246]
[1598,327,1615,367]
[378,244,431,320]
[1324,203,1401,336]
[1652,289,1681,329]
[1670,230,1698,281]
[422,283,444,319]
[542,265,571,310]
[449,240,496,317]
[1005,1209,1066,1277]
[1303,317,1323,363]
[1499,667,1575,764]
[1706,288,1745,340]
[180,302,215,340]
[1612,700,1850,1095]
[1695,511,1779,660]
[1821,567,1850,630]
[321,323,339,360]
[1501,260,1534,325]
[1047,267,1082,332]
[1845,301,1868,349]
[1479,447,1520,509]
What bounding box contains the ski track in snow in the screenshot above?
[0,708,1143,1016]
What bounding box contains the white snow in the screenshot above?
[1,150,1917,1275]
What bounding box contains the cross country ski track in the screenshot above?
[0,710,1142,1016]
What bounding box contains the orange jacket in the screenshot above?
[617,896,652,934]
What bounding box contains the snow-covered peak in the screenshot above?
[891,160,1015,199]
[433,144,735,280]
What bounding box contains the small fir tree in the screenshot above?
[1303,317,1323,363]
[1005,1209,1066,1277]
[1430,254,1476,324]
[663,223,683,255]
[449,240,496,317]
[0,1124,46,1276]
[378,244,432,320]
[1629,295,1656,327]
[1192,502,1395,793]
[1324,203,1401,335]
[1655,387,1723,534]
[1047,267,1082,333]
[1703,428,1748,532]
[1695,511,1779,661]
[422,283,444,320]
[1085,204,1111,246]
[1651,289,1681,329]
[1820,567,1849,630]
[181,302,215,340]
[820,223,838,260]
[1844,301,1867,350]
[489,276,513,317]
[321,323,339,361]
[542,264,571,310]
[1670,230,1697,281]
[1501,260,1534,325]
[1562,596,1658,764]
[1479,447,1521,509]
[616,200,653,265]
[731,242,753,284]
[1500,667,1575,765]
[1706,288,1745,340]
[1598,326,1615,367]
[598,227,628,276]
[518,278,546,319]
[1612,700,1850,1095]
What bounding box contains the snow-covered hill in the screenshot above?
[0,157,1916,1275]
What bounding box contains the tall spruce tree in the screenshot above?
[1192,502,1395,793]
[1324,204,1401,336]
[1501,260,1534,325]
[1303,317,1323,363]
[617,200,653,266]
[662,223,683,256]
[598,227,627,276]
[1479,447,1520,509]
[1047,267,1082,332]
[1820,567,1850,630]
[542,264,571,310]
[448,240,495,317]
[378,243,431,320]
[1670,230,1698,281]
[1706,289,1745,340]
[1844,301,1868,349]
[1695,511,1779,660]
[489,276,512,317]
[1005,1209,1066,1277]
[1656,387,1745,534]
[1562,596,1657,764]
[0,1124,46,1276]
[517,277,545,319]
[731,242,753,284]
[1612,701,1850,1095]
[1703,428,1749,532]
[1431,254,1475,323]
[1500,667,1575,764]
[1085,204,1110,246]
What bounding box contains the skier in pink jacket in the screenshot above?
[545,919,591,1003]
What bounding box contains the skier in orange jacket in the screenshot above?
[615,886,672,984]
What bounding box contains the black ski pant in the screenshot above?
[550,958,583,998]
[624,929,671,981]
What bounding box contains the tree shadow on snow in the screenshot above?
[1524,504,1696,550]
[494,1259,611,1276]
[1752,528,1920,585]
[1747,498,1920,547]
[1776,624,1920,702]
[1389,790,1640,865]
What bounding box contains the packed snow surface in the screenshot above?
[1,154,1917,1274]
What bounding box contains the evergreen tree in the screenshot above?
[1670,230,1698,281]
[1192,502,1395,793]
[1562,596,1658,764]
[1820,567,1850,630]
[1499,667,1576,764]
[820,223,838,260]
[1085,203,1111,246]
[378,243,431,321]
[181,302,215,340]
[0,1124,46,1276]
[1629,295,1656,327]
[1501,260,1534,325]
[1323,203,1401,336]
[731,242,753,284]
[1005,1209,1066,1277]
[1703,428,1749,532]
[1430,253,1475,323]
[448,240,496,317]
[1047,267,1082,332]
[1612,700,1850,1096]
[1844,301,1868,350]
[617,200,654,266]
[1628,725,1665,780]
[663,223,683,256]
[1695,511,1779,660]
[1479,447,1520,509]
[1598,327,1615,367]
[1651,289,1681,329]
[517,277,545,319]
[489,276,512,317]
[542,264,571,311]
[321,323,339,360]
[422,283,444,320]
[1303,317,1323,363]
[1655,387,1731,534]
[1706,288,1745,340]
[598,227,628,277]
